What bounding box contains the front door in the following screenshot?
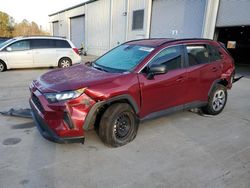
[6,40,33,68]
[138,45,188,117]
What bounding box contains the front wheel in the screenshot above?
[0,61,6,72]
[202,84,227,115]
[58,58,72,68]
[98,103,139,147]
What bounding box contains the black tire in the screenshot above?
[58,57,72,68]
[0,61,6,72]
[99,103,139,147]
[202,84,227,115]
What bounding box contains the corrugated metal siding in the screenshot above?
[111,0,127,48]
[52,21,59,36]
[216,0,250,27]
[150,0,206,38]
[70,16,85,48]
[85,0,111,56]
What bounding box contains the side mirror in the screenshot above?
[147,64,168,80]
[6,47,12,52]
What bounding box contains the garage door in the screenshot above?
[216,0,250,27]
[52,21,59,36]
[150,0,206,38]
[70,15,85,48]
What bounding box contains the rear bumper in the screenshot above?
[30,101,85,144]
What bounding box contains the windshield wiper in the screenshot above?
[92,63,108,72]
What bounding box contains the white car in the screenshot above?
[0,36,81,72]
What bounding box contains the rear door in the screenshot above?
[5,39,33,68]
[184,44,221,103]
[31,39,57,67]
[138,45,188,117]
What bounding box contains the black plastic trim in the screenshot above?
[141,101,207,122]
[83,94,139,130]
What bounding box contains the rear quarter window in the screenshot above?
[55,40,71,48]
[208,45,222,61]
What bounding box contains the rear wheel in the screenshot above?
[58,58,72,68]
[202,84,227,115]
[0,61,6,72]
[98,103,139,147]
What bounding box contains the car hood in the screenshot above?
[34,63,121,93]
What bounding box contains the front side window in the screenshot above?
[149,46,183,71]
[186,45,210,66]
[94,44,154,72]
[132,9,144,30]
[7,40,30,51]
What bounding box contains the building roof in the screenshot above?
[49,0,97,17]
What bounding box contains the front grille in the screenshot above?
[32,94,44,112]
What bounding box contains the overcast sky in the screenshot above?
[0,0,87,31]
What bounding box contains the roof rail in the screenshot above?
[21,35,65,38]
[160,38,214,46]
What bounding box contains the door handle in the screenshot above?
[176,76,185,82]
[211,67,217,72]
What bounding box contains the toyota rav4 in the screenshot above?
[29,38,235,147]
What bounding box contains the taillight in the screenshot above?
[73,48,79,55]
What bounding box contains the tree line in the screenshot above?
[0,11,49,38]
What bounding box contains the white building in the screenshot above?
[49,0,250,64]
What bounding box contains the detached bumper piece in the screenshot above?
[31,105,85,144]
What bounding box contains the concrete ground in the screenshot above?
[0,63,250,188]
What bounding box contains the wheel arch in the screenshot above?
[208,79,228,97]
[83,94,139,130]
[0,59,7,70]
[58,57,72,66]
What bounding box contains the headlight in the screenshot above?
[44,88,86,103]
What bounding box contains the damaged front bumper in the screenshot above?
[30,102,85,144]
[29,84,96,144]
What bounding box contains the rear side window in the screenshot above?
[208,45,222,61]
[149,46,182,71]
[186,45,209,66]
[30,39,71,49]
[31,39,54,49]
[7,40,30,51]
[55,40,71,48]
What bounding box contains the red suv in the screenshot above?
[29,38,235,147]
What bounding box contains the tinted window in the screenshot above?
[186,45,210,66]
[95,44,154,72]
[149,46,182,71]
[132,9,144,30]
[208,45,222,61]
[55,40,71,48]
[31,39,54,49]
[8,40,30,51]
[30,39,70,49]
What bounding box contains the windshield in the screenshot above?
[0,38,16,49]
[94,44,154,72]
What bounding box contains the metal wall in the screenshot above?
[52,21,59,36]
[49,0,150,56]
[216,0,250,27]
[70,16,85,48]
[150,0,206,38]
[85,0,111,55]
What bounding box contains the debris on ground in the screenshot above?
[0,108,32,118]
